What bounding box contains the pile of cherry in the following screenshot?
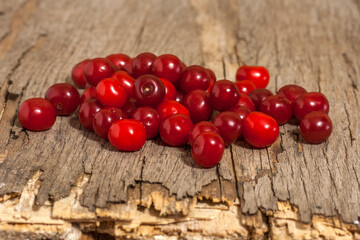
[17,53,332,168]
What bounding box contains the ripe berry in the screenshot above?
[45,83,80,116]
[235,66,270,88]
[300,111,332,144]
[92,107,127,139]
[248,88,273,110]
[80,87,97,103]
[205,68,216,93]
[228,105,251,137]
[243,112,279,148]
[192,132,225,168]
[111,71,135,99]
[188,121,220,146]
[108,119,146,151]
[236,93,255,112]
[212,111,242,146]
[259,95,292,125]
[182,90,213,123]
[294,92,329,120]
[210,80,240,111]
[78,98,103,131]
[175,91,184,103]
[235,80,256,95]
[71,59,89,88]
[122,100,138,118]
[96,78,127,108]
[277,84,307,106]
[159,113,193,146]
[83,58,115,86]
[157,100,190,121]
[106,53,131,71]
[132,106,160,139]
[179,65,210,93]
[133,74,165,107]
[18,98,56,131]
[159,78,177,101]
[132,52,157,78]
[152,54,182,84]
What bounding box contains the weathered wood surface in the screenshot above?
[0,0,359,239]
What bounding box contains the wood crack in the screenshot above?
[343,103,354,145]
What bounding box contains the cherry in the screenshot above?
[210,80,240,111]
[243,112,279,148]
[294,92,329,120]
[80,87,97,103]
[179,65,210,93]
[78,98,103,131]
[159,78,177,101]
[18,98,56,131]
[180,61,187,72]
[132,106,161,139]
[175,91,184,103]
[248,88,273,110]
[236,93,255,112]
[229,105,251,122]
[92,107,127,139]
[235,80,256,95]
[133,74,165,107]
[83,58,115,86]
[71,59,89,88]
[182,90,213,123]
[188,121,220,146]
[300,111,332,144]
[212,111,242,146]
[132,52,157,78]
[108,119,146,151]
[96,78,127,108]
[106,53,131,71]
[122,100,138,118]
[235,66,270,88]
[111,71,135,98]
[124,58,134,76]
[259,95,292,125]
[205,68,216,93]
[157,100,190,121]
[159,113,193,146]
[45,83,80,116]
[152,54,182,84]
[192,132,225,168]
[277,84,307,106]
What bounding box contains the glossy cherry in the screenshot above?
[152,54,182,84]
[248,88,273,110]
[210,80,240,111]
[179,65,210,93]
[122,100,138,118]
[236,93,255,112]
[175,91,184,103]
[80,87,97,103]
[125,58,134,76]
[277,84,307,106]
[132,106,161,139]
[106,53,131,71]
[159,113,193,146]
[83,58,115,86]
[159,78,177,101]
[259,95,292,125]
[92,107,127,139]
[235,66,270,88]
[156,100,190,121]
[243,112,279,148]
[235,80,256,95]
[96,78,127,108]
[108,119,146,151]
[18,98,56,131]
[71,59,89,88]
[182,90,213,123]
[205,68,216,93]
[111,71,136,98]
[212,111,242,146]
[45,83,80,116]
[229,105,251,123]
[133,74,165,107]
[78,98,103,131]
[192,132,225,168]
[294,92,329,120]
[132,52,157,78]
[299,111,333,144]
[188,121,220,146]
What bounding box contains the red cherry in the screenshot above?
[71,59,89,88]
[180,61,187,72]
[152,54,182,84]
[132,106,161,139]
[124,58,134,76]
[157,100,190,121]
[259,95,292,125]
[294,92,329,120]
[132,52,157,78]
[111,71,135,98]
[300,111,333,144]
[182,90,214,123]
[78,98,103,131]
[105,53,131,71]
[243,112,279,148]
[18,98,56,131]
[175,91,185,103]
[83,58,115,86]
[188,121,220,146]
[235,66,270,88]
[212,111,242,146]
[108,119,146,151]
[96,78,127,108]
[192,132,225,168]
[92,107,127,139]
[205,68,216,93]
[277,84,307,106]
[248,88,273,110]
[159,113,193,146]
[235,80,256,95]
[80,87,97,103]
[45,83,80,116]
[179,65,210,93]
[159,78,177,101]
[210,80,240,111]
[122,100,138,118]
[229,105,251,121]
[236,93,255,112]
[133,74,165,107]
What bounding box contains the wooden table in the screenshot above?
[0,0,359,239]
